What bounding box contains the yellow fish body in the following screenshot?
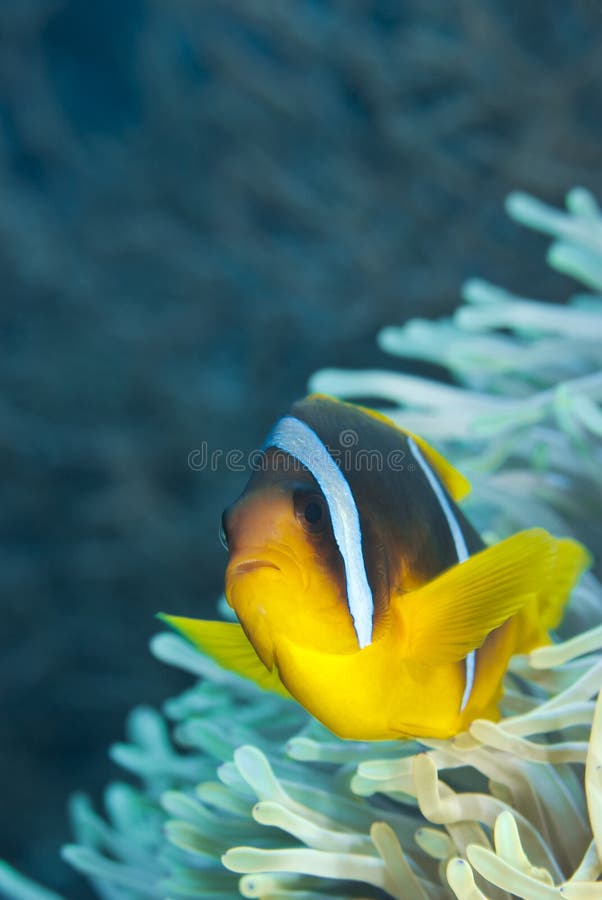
[162,395,589,740]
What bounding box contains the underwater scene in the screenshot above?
[1,2,602,899]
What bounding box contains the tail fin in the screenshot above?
[514,537,591,654]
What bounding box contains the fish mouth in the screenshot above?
[231,559,281,576]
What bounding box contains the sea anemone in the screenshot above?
[1,187,601,900]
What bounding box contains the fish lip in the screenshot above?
[231,559,281,576]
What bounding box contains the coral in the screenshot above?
[1,188,600,899]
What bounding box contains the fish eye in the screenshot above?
[293,490,328,535]
[219,511,230,550]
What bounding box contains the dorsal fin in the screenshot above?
[305,393,471,502]
[405,430,471,502]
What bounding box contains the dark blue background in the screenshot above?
[1,1,601,895]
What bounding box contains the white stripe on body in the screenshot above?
[264,416,374,649]
[408,438,475,711]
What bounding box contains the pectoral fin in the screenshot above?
[158,614,292,699]
[395,528,558,664]
[513,536,590,653]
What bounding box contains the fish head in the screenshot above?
[222,448,360,667]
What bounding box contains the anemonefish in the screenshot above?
[161,395,589,740]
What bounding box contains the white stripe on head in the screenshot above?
[263,416,374,649]
[408,438,475,711]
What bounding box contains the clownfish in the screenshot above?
[161,395,589,740]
